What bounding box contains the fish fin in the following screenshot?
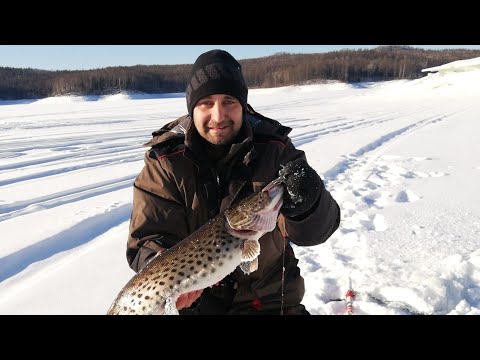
[150,299,166,315]
[250,257,259,272]
[241,240,260,261]
[240,257,259,275]
[239,262,249,274]
[164,297,179,315]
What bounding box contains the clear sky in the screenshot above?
[1,45,479,71]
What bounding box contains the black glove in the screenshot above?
[279,158,322,219]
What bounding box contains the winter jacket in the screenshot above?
[126,104,340,314]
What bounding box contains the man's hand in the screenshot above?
[176,289,204,310]
[279,158,322,218]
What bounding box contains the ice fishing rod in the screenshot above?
[327,277,356,315]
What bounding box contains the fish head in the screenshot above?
[225,178,284,238]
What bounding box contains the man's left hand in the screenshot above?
[279,158,322,218]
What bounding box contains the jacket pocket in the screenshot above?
[251,254,284,298]
[252,245,304,302]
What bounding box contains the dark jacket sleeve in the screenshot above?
[279,141,341,247]
[127,152,189,272]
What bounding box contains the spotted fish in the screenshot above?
[107,177,284,315]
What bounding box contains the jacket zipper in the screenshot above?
[211,167,221,192]
[208,167,222,211]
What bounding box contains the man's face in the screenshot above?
[193,94,243,145]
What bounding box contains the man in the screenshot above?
[126,49,340,314]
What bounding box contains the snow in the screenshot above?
[422,56,480,72]
[1,57,479,315]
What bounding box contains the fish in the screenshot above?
[107,177,284,315]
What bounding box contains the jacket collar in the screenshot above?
[183,114,256,168]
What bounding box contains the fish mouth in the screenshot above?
[225,224,261,240]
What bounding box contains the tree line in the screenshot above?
[1,46,479,100]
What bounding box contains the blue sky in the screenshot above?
[1,45,479,71]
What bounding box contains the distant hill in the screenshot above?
[1,46,479,100]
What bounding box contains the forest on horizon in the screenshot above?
[1,46,479,100]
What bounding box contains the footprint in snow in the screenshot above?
[395,190,420,203]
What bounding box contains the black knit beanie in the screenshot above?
[186,49,248,118]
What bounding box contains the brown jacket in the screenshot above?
[126,105,340,314]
